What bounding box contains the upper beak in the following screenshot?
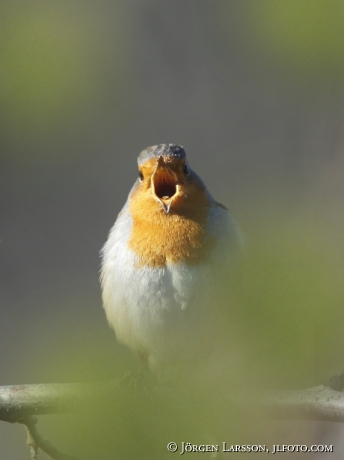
[151,156,180,213]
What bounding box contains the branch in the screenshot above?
[260,385,344,422]
[1,381,344,423]
[1,380,344,459]
[0,380,127,423]
[0,380,122,460]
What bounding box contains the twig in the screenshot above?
[0,380,120,423]
[261,385,344,422]
[1,380,344,459]
[1,381,344,423]
[0,380,121,459]
[19,415,80,460]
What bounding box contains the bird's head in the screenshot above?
[133,144,208,215]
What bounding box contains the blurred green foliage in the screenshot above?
[252,0,344,77]
[231,211,344,389]
[0,2,122,165]
[17,210,344,458]
[220,0,344,83]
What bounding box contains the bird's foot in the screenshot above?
[119,369,155,399]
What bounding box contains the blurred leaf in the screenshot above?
[218,0,344,84]
[0,2,122,163]
[231,213,344,389]
[249,0,344,80]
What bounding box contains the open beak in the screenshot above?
[151,156,180,213]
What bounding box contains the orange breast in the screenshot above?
[128,183,215,268]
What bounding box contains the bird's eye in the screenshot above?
[183,164,190,176]
[139,170,144,182]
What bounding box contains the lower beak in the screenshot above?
[151,156,180,213]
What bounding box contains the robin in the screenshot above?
[100,144,240,382]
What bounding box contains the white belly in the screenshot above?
[100,203,239,375]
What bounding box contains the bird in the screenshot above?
[100,144,240,383]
